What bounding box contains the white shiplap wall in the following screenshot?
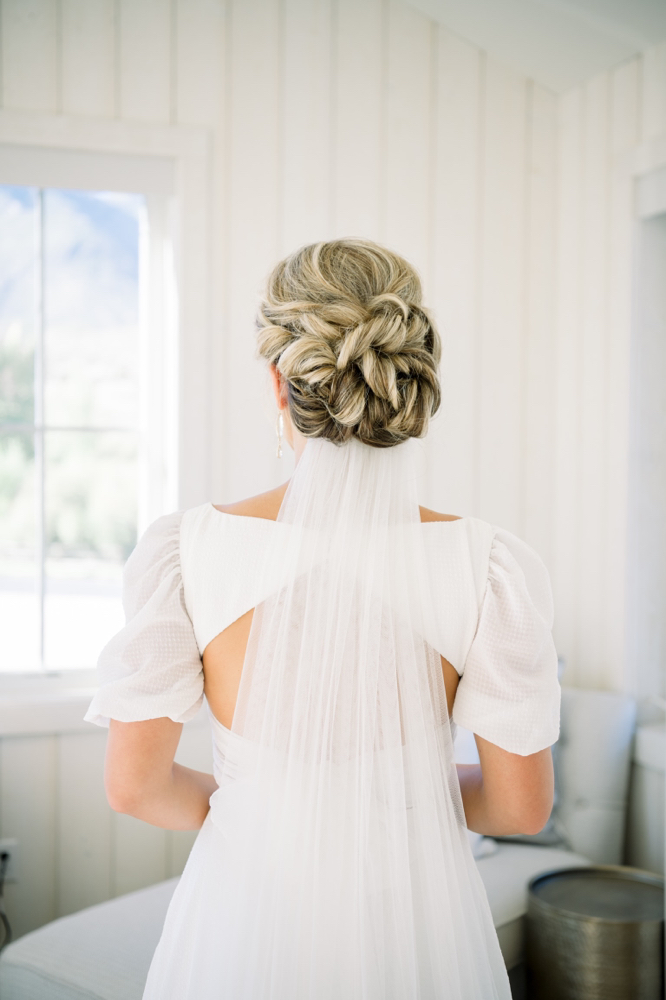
[1,0,662,941]
[0,0,560,939]
[553,42,666,695]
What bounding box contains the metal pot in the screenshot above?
[526,865,664,1000]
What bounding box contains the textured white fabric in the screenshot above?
[178,503,488,670]
[84,511,204,728]
[451,528,562,755]
[86,504,559,756]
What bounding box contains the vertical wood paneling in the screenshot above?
[119,0,172,122]
[384,1,432,276]
[57,732,112,915]
[552,57,648,691]
[333,0,383,240]
[61,0,116,117]
[113,812,168,897]
[607,58,640,691]
[195,0,228,505]
[172,122,214,507]
[477,59,527,532]
[553,46,666,695]
[612,57,641,151]
[640,42,666,142]
[175,0,225,127]
[1,0,59,112]
[577,74,610,688]
[384,2,433,494]
[523,84,557,563]
[280,0,333,252]
[553,88,583,683]
[0,736,57,939]
[426,30,481,516]
[224,0,282,501]
[166,829,199,876]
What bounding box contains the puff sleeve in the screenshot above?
[84,511,204,728]
[451,528,561,756]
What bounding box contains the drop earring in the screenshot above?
[276,410,284,459]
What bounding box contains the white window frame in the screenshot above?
[0,110,211,692]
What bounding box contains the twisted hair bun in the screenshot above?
[257,239,441,448]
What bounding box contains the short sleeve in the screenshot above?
[84,511,204,728]
[451,527,561,756]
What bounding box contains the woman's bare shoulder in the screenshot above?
[212,482,289,522]
[419,506,463,523]
[212,491,460,525]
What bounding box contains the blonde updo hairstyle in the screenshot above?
[256,239,441,449]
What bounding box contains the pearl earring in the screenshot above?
[276,410,284,459]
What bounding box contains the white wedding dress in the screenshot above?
[85,439,560,1000]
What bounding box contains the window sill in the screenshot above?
[0,671,98,736]
[0,673,210,737]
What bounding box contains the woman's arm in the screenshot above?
[457,734,554,837]
[105,718,218,830]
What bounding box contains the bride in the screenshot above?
[86,239,559,999]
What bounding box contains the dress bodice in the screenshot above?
[180,503,491,669]
[85,502,561,757]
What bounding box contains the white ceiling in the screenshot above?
[406,0,666,92]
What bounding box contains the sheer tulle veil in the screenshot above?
[207,435,506,998]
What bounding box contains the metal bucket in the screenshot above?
[526,865,664,1000]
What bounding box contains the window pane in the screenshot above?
[0,186,37,428]
[43,190,143,429]
[0,431,39,671]
[44,429,137,669]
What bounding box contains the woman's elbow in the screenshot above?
[514,810,551,837]
[105,773,143,815]
[105,765,160,817]
[104,718,180,818]
[502,795,554,837]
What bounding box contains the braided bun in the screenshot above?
[257,239,441,448]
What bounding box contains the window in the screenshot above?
[0,124,207,678]
[0,184,153,672]
[0,186,143,672]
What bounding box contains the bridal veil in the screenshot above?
[207,435,508,998]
